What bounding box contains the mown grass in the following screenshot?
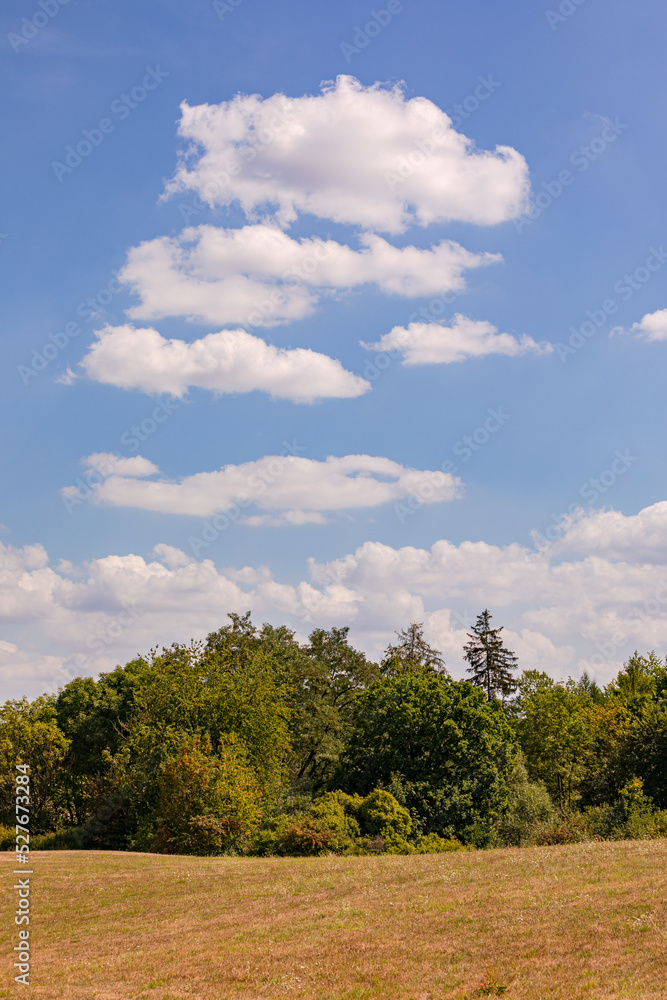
[1,840,666,999]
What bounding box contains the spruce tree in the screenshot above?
[463,609,518,701]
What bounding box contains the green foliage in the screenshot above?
[3,616,667,858]
[255,814,339,856]
[208,616,379,785]
[476,969,508,995]
[308,790,362,849]
[607,651,664,702]
[0,695,70,832]
[254,788,423,856]
[133,637,291,795]
[413,832,467,853]
[514,670,594,813]
[358,789,412,838]
[55,658,151,824]
[381,622,447,677]
[146,733,261,855]
[495,755,555,847]
[583,777,667,841]
[293,626,380,783]
[334,672,517,841]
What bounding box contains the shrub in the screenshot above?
[584,777,667,841]
[414,832,468,853]
[308,791,361,851]
[533,812,591,846]
[255,814,339,856]
[358,789,412,839]
[495,757,555,847]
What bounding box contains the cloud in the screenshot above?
[80,324,370,402]
[552,501,667,564]
[84,453,161,478]
[120,224,499,327]
[613,308,667,342]
[5,501,667,699]
[164,76,530,233]
[363,314,553,365]
[62,452,462,519]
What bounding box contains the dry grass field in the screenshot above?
[1,840,666,1000]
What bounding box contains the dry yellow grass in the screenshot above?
[1,840,666,1000]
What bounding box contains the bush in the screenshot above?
[414,832,468,853]
[533,812,591,846]
[358,789,412,839]
[254,788,414,856]
[584,777,667,841]
[308,791,361,851]
[495,757,555,847]
[254,814,339,856]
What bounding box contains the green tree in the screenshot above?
[133,638,292,795]
[55,658,151,824]
[334,672,517,842]
[293,626,379,782]
[381,622,447,676]
[0,696,70,832]
[514,671,594,814]
[463,610,518,701]
[607,651,664,702]
[206,614,379,784]
[146,732,261,855]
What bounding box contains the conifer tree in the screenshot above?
[463,610,518,701]
[382,622,447,676]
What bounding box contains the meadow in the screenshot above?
[1,839,666,1000]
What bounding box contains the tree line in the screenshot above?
[1,610,666,856]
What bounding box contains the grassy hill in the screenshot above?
[2,840,667,1000]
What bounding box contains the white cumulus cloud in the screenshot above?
[80,324,370,402]
[62,453,462,520]
[363,314,553,365]
[613,308,667,342]
[164,76,530,232]
[119,224,499,327]
[552,501,667,564]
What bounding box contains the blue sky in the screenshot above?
[2,0,667,699]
